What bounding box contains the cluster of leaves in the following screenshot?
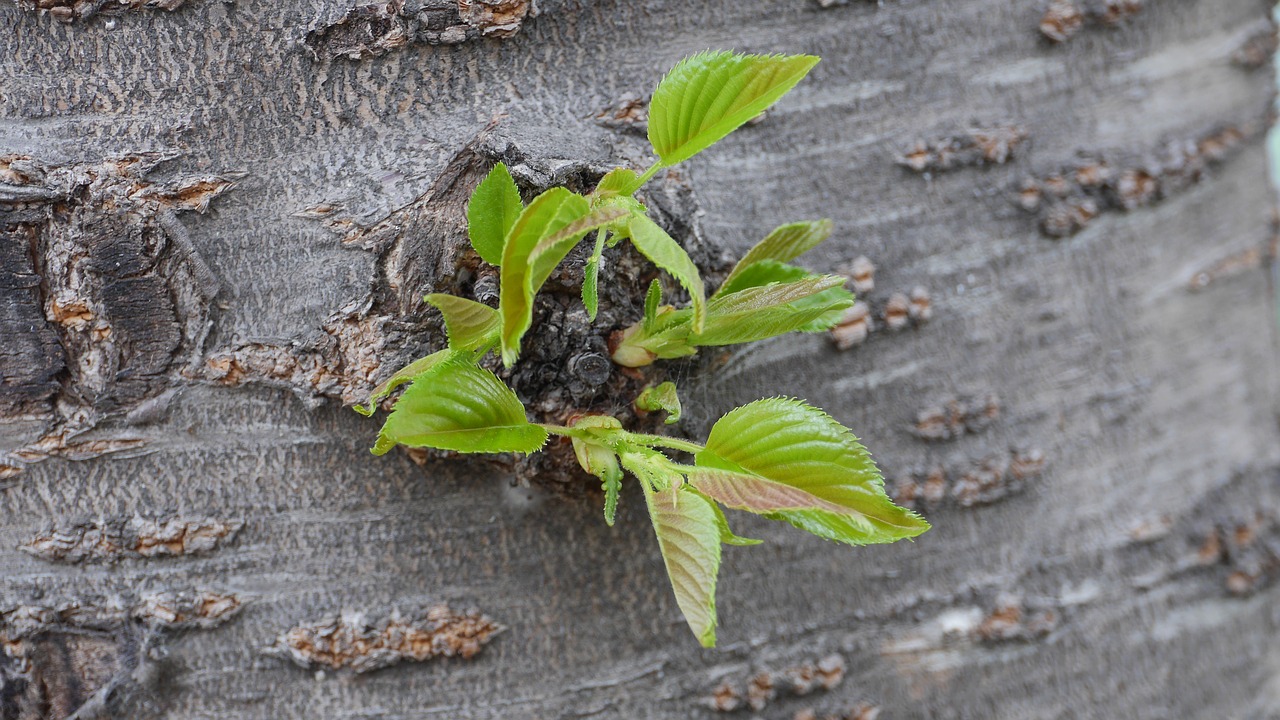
[360,50,929,646]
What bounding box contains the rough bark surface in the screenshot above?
[1,0,1278,718]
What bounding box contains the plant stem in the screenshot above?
[589,228,608,263]
[540,424,588,439]
[634,160,665,188]
[625,433,705,454]
[541,424,704,454]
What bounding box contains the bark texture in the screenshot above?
[1,0,1279,718]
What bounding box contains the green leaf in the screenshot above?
[644,483,723,647]
[569,415,626,526]
[716,260,854,333]
[717,258,811,296]
[611,307,696,367]
[691,398,929,546]
[628,214,706,333]
[372,357,547,456]
[703,494,763,546]
[499,189,626,366]
[718,219,833,292]
[354,348,455,417]
[694,275,853,345]
[648,51,820,166]
[635,381,682,424]
[642,279,662,332]
[582,230,608,321]
[424,294,500,352]
[619,447,676,493]
[594,167,641,198]
[467,163,523,266]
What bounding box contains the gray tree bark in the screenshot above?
[2,0,1279,718]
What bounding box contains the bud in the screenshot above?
[569,415,624,484]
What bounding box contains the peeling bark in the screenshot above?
[20,517,241,563]
[304,0,539,60]
[0,155,233,479]
[264,606,501,672]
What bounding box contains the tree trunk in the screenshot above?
[3,0,1279,718]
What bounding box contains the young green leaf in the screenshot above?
[569,415,626,526]
[690,398,929,546]
[702,493,763,547]
[372,357,547,456]
[582,230,608,321]
[718,219,833,292]
[716,258,811,296]
[642,279,663,332]
[353,348,455,417]
[467,163,523,266]
[715,260,854,333]
[648,51,820,166]
[499,189,626,366]
[635,381,682,424]
[618,445,687,493]
[644,483,723,647]
[628,214,706,332]
[694,275,853,345]
[611,307,696,367]
[593,167,642,198]
[424,294,500,352]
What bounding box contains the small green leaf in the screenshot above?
[643,279,663,332]
[648,51,820,166]
[635,381,683,424]
[718,219,833,292]
[619,447,677,493]
[569,415,626,527]
[717,258,811,296]
[499,189,625,366]
[372,357,547,456]
[583,261,601,320]
[628,214,706,333]
[611,308,696,367]
[704,494,763,546]
[691,398,929,546]
[424,294,500,352]
[694,275,853,345]
[644,483,723,647]
[716,260,855,333]
[354,349,455,417]
[467,163,523,266]
[582,230,608,321]
[594,167,642,198]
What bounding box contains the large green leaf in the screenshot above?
[424,294,500,352]
[498,189,624,365]
[628,215,706,332]
[693,275,852,345]
[691,398,929,545]
[372,358,547,456]
[644,484,723,647]
[467,162,523,266]
[718,219,833,292]
[648,51,820,166]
